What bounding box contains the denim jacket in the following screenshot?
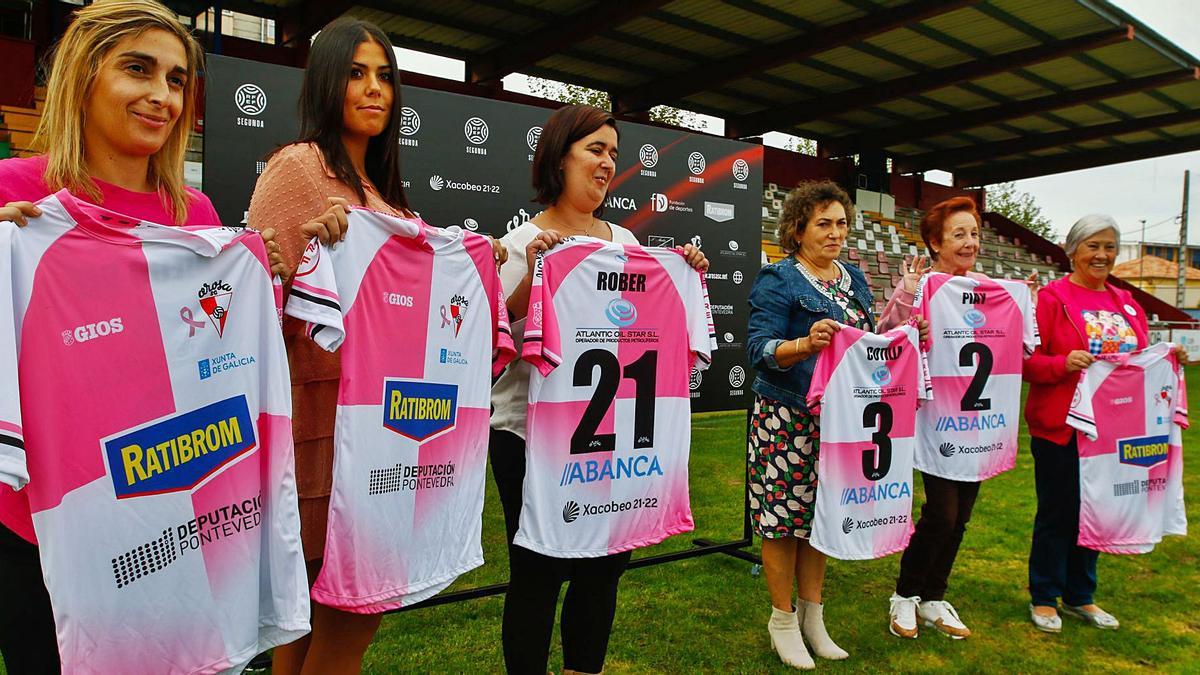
[745,258,876,411]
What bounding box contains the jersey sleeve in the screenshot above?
[1066,365,1103,440]
[522,250,563,377]
[1174,349,1189,429]
[282,237,346,351]
[686,264,717,371]
[488,259,517,378]
[1020,282,1040,356]
[0,225,27,490]
[806,327,843,416]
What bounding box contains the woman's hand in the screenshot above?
[0,201,41,227]
[1025,270,1040,304]
[256,227,288,281]
[1065,349,1095,373]
[804,318,841,354]
[525,229,565,279]
[681,243,709,272]
[901,254,930,294]
[300,197,351,245]
[1174,343,1189,365]
[916,315,930,343]
[489,236,508,268]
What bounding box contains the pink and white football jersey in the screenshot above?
[912,273,1038,481]
[1067,342,1187,554]
[807,322,926,560]
[0,190,309,674]
[284,209,515,612]
[518,237,715,558]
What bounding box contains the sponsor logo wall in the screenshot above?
[204,54,762,412]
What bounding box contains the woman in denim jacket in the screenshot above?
[745,180,874,670]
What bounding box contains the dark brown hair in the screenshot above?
[776,180,855,255]
[920,196,981,253]
[288,17,410,212]
[531,104,618,216]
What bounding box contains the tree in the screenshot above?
[525,77,709,132]
[985,181,1053,239]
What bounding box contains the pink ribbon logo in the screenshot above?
[180,306,206,337]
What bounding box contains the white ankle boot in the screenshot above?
[799,600,849,660]
[768,606,815,670]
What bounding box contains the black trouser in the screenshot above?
[0,523,59,675]
[895,472,981,601]
[1028,435,1098,608]
[490,429,631,675]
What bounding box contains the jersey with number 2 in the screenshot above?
[913,273,1038,481]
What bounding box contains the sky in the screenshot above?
[394,1,1200,245]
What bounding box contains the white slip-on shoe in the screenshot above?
[1062,604,1120,630]
[1029,604,1062,633]
[918,600,971,639]
[888,593,920,639]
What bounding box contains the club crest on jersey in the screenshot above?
[1156,385,1173,407]
[197,280,234,337]
[295,238,320,278]
[383,379,458,441]
[103,395,257,499]
[1117,434,1169,468]
[440,294,469,337]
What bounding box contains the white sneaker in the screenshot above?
[888,593,919,639]
[918,600,970,639]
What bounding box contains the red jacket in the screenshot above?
[1022,277,1149,444]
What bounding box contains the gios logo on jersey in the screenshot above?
[104,395,257,499]
[382,379,459,442]
[1117,434,1169,468]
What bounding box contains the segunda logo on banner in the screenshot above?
[400,106,420,146]
[383,380,459,442]
[104,395,257,499]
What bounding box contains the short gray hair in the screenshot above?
[1064,214,1120,257]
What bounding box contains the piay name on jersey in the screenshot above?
[596,272,646,292]
[1117,434,1169,468]
[104,396,257,499]
[559,454,663,486]
[841,481,911,506]
[962,292,986,304]
[934,413,1007,432]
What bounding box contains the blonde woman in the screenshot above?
[0,2,280,670]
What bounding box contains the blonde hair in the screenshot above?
[33,0,202,224]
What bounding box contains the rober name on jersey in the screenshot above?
[596,271,646,292]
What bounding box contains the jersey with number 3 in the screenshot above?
[518,237,715,558]
[913,273,1038,481]
[283,209,515,612]
[807,322,926,560]
[1067,342,1187,554]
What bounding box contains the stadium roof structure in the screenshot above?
[174,0,1200,187]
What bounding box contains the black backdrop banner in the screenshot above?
[203,54,762,412]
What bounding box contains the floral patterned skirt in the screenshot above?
[747,394,820,539]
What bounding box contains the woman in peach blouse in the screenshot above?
[248,17,423,674]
